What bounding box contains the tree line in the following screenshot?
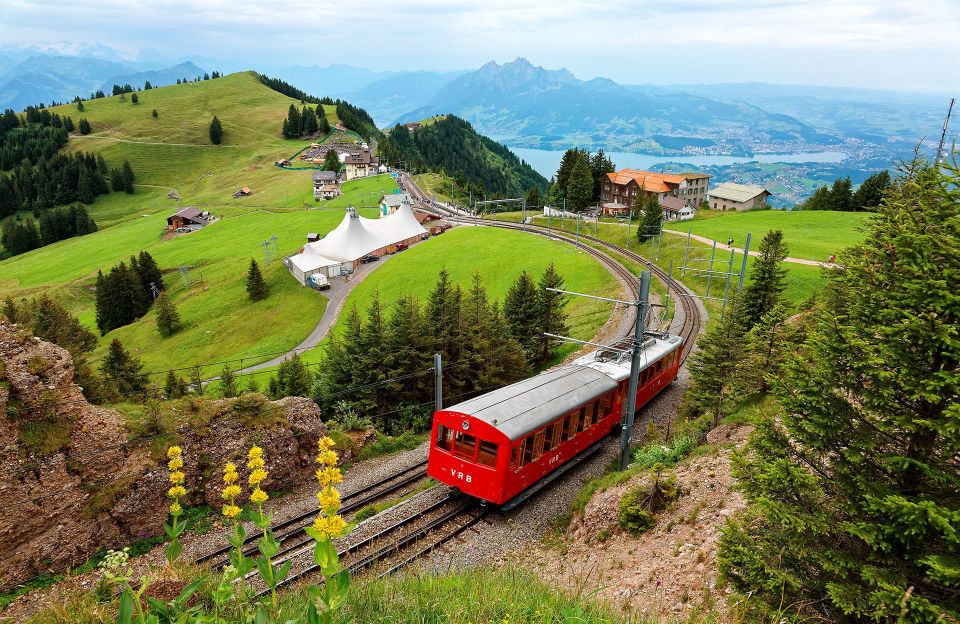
[544,147,616,211]
[311,266,569,427]
[379,116,547,199]
[1,204,97,255]
[680,156,959,621]
[281,104,331,139]
[800,169,891,211]
[95,250,165,335]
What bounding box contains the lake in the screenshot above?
[508,147,848,178]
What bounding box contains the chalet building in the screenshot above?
[660,195,696,221]
[707,183,771,211]
[379,193,412,217]
[344,149,380,181]
[313,170,339,199]
[166,207,208,230]
[600,169,710,215]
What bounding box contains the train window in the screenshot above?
[568,410,581,437]
[521,436,534,466]
[551,422,563,448]
[510,446,518,469]
[583,403,595,428]
[576,407,588,433]
[543,424,556,452]
[560,413,573,441]
[436,425,453,450]
[452,432,477,460]
[477,440,498,467]
[532,430,546,458]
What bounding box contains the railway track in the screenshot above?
[195,459,430,568]
[256,494,485,595]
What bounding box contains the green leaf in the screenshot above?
[118,588,134,624]
[275,559,292,584]
[255,557,274,588]
[164,538,182,564]
[327,570,350,610]
[258,533,279,559]
[162,522,175,539]
[175,578,205,605]
[144,597,168,617]
[254,604,270,624]
[313,538,338,571]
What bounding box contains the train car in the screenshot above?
[428,332,683,508]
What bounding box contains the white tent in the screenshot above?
[286,203,428,284]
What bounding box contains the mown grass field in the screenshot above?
[676,209,871,261]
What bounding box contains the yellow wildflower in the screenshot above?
[248,468,267,486]
[169,470,185,485]
[167,446,182,460]
[221,485,242,500]
[317,436,335,452]
[247,445,263,459]
[223,462,238,484]
[317,486,340,511]
[222,504,241,519]
[170,501,182,515]
[315,450,338,467]
[250,488,269,505]
[168,457,183,470]
[311,514,347,539]
[168,485,187,498]
[247,455,265,470]
[315,466,343,487]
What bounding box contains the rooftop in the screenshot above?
[605,169,707,193]
[707,182,770,203]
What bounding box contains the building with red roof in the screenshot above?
[600,169,709,215]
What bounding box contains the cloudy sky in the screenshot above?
[2,0,958,90]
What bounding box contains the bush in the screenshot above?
[617,473,679,535]
[26,355,52,376]
[633,434,697,469]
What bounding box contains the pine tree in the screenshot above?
[565,153,594,212]
[427,269,463,368]
[322,149,340,172]
[687,294,745,427]
[317,112,331,136]
[739,229,789,329]
[131,93,139,104]
[246,259,268,301]
[718,158,960,622]
[637,194,663,243]
[154,292,180,337]
[525,185,541,208]
[244,375,260,394]
[218,363,238,398]
[189,364,204,395]
[64,116,74,132]
[536,263,570,364]
[99,338,149,399]
[357,294,389,409]
[122,160,135,194]
[78,118,91,135]
[503,271,541,361]
[76,100,85,112]
[164,370,185,399]
[852,169,891,211]
[135,250,164,293]
[152,109,158,119]
[384,293,429,406]
[270,353,313,399]
[209,116,223,145]
[738,302,797,397]
[284,105,301,139]
[555,148,586,192]
[828,176,853,211]
[589,149,615,200]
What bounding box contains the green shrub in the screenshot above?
[617,473,679,535]
[633,433,697,469]
[26,355,52,376]
[356,430,425,461]
[354,505,378,522]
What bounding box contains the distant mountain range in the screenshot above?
[0,52,206,110]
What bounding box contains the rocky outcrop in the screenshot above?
[0,323,327,589]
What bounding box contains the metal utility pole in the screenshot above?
[575,212,581,250]
[936,97,955,165]
[434,353,443,411]
[522,198,527,232]
[619,270,651,470]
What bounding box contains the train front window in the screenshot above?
[477,440,498,467]
[436,425,453,450]
[452,432,477,460]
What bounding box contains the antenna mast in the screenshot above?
[935,97,956,165]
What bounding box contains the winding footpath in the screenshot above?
[662,229,832,267]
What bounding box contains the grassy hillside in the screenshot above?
[676,209,871,261]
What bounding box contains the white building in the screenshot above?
[707,183,771,211]
[285,200,428,284]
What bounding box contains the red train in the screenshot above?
[427,331,683,509]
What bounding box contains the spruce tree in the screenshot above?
[131,93,139,105]
[189,364,204,395]
[384,293,429,406]
[852,169,891,211]
[687,294,745,427]
[218,363,238,398]
[209,116,223,144]
[828,176,854,211]
[637,194,663,243]
[427,269,463,368]
[154,292,180,337]
[164,370,185,399]
[270,353,313,399]
[152,109,158,119]
[122,160,135,193]
[76,100,85,112]
[503,271,541,361]
[318,112,331,136]
[78,118,91,134]
[739,229,789,329]
[246,259,268,300]
[525,185,541,208]
[536,263,570,364]
[565,153,594,212]
[322,149,340,172]
[719,157,960,622]
[135,250,164,293]
[99,339,149,399]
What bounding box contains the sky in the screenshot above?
[1,0,959,91]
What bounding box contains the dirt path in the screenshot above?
[70,135,242,148]
[663,229,833,267]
